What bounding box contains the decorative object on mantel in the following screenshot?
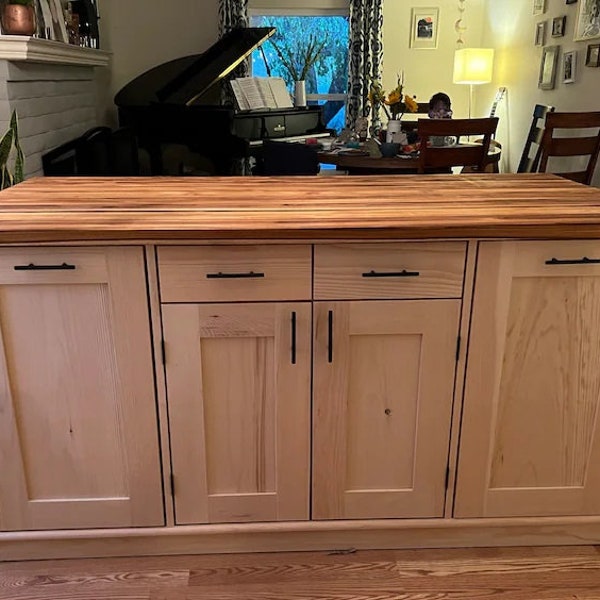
[0,110,24,190]
[1,0,36,36]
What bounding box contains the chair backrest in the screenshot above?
[261,140,319,175]
[537,111,600,185]
[398,102,431,132]
[517,104,555,173]
[416,117,499,174]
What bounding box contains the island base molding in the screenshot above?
[3,517,600,561]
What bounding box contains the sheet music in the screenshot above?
[231,77,294,110]
[268,78,293,108]
[230,80,250,111]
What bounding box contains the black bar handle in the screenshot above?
[327,310,333,364]
[291,311,297,365]
[545,257,600,266]
[206,271,265,279]
[14,262,76,271]
[362,269,420,278]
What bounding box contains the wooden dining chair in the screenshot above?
[537,111,600,185]
[517,104,554,173]
[416,117,499,174]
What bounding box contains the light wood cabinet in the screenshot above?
[163,302,311,524]
[0,247,163,531]
[456,241,600,518]
[312,300,461,519]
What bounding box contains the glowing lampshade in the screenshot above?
[453,48,494,84]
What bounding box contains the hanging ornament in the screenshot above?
[455,0,467,46]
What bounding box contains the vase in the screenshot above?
[1,4,36,36]
[294,81,306,107]
[386,119,407,145]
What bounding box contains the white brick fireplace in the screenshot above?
[0,37,109,178]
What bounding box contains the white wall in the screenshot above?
[98,0,219,125]
[383,0,486,119]
[480,0,600,184]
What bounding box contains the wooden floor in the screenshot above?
[2,546,600,599]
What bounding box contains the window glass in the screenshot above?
[249,14,349,132]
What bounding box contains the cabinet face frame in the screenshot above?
[163,302,311,525]
[456,240,600,518]
[312,299,461,520]
[0,246,164,531]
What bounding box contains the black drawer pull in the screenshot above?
[362,269,420,278]
[14,262,76,271]
[327,310,333,364]
[545,257,600,266]
[206,271,265,279]
[291,311,297,365]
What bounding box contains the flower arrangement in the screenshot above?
[368,72,418,120]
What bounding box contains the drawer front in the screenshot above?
[0,247,111,285]
[158,245,312,302]
[314,242,466,300]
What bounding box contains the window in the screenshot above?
[248,7,349,132]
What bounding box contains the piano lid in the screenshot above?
[114,27,275,108]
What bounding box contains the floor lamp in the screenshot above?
[453,48,494,118]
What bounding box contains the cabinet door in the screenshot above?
[163,302,311,524]
[0,247,163,531]
[456,241,600,518]
[312,300,460,519]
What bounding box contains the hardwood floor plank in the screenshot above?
[3,547,600,600]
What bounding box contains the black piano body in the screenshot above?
[114,27,329,175]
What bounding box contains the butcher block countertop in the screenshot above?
[1,174,600,242]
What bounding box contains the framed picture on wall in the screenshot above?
[533,0,547,16]
[535,21,547,45]
[538,45,560,89]
[574,0,600,41]
[586,43,600,65]
[552,15,567,36]
[409,7,440,49]
[563,50,577,81]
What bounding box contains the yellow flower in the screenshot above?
[386,89,402,106]
[404,94,418,113]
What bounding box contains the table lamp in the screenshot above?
[453,48,494,118]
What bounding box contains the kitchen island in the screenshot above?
[2,173,600,560]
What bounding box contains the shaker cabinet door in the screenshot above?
[456,241,600,517]
[0,247,163,531]
[163,302,311,524]
[312,300,460,519]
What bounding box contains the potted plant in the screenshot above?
[1,0,36,36]
[0,110,24,190]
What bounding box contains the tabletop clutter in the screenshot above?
[309,90,455,160]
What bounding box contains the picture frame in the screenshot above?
[533,0,547,16]
[586,42,600,65]
[48,0,68,43]
[538,45,560,89]
[574,0,600,41]
[35,0,54,40]
[563,50,577,82]
[409,7,440,49]
[535,20,547,45]
[552,15,567,36]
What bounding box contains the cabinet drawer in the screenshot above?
[0,247,111,284]
[158,245,312,302]
[314,242,466,300]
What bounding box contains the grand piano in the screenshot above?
[115,27,329,175]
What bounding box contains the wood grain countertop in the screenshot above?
[1,174,600,243]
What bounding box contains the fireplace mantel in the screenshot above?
[0,36,109,67]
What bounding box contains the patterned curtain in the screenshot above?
[347,0,384,129]
[218,0,250,77]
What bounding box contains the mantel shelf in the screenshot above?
[0,36,110,67]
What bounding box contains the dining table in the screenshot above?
[317,144,501,175]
